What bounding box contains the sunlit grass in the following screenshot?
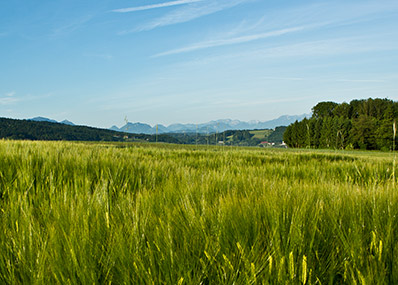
[0,140,397,283]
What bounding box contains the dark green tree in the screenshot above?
[312,101,338,119]
[313,118,323,148]
[334,102,352,119]
[286,98,398,150]
[376,105,395,150]
[320,117,334,148]
[283,125,293,147]
[350,115,377,150]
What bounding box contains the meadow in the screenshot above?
[0,140,397,284]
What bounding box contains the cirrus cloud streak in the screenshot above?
[112,0,203,13]
[153,26,305,57]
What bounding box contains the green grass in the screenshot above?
[0,140,397,284]
[249,129,273,140]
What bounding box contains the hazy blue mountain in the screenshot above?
[167,123,196,133]
[110,123,167,134]
[156,124,168,133]
[120,122,153,134]
[30,117,75,125]
[112,114,310,134]
[254,115,309,129]
[60,119,75,126]
[30,117,58,123]
[109,125,120,132]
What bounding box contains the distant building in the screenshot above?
[260,141,274,147]
[280,141,288,148]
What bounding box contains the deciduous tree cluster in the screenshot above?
[284,98,398,150]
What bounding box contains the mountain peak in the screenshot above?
[111,114,309,135]
[60,119,74,126]
[29,117,75,125]
[30,117,58,123]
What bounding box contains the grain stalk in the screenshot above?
[0,140,396,283]
[393,120,396,186]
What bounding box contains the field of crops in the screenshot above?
[0,140,397,284]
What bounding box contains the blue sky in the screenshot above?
[1,0,398,128]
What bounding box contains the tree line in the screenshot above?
[283,98,398,150]
[0,117,178,143]
[0,117,287,147]
[169,127,286,146]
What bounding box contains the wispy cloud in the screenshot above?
[263,76,306,81]
[0,92,53,106]
[207,95,316,109]
[6,91,16,97]
[0,98,18,105]
[51,15,93,37]
[153,26,305,57]
[150,0,398,56]
[0,92,18,105]
[112,0,203,13]
[331,79,386,83]
[262,77,386,83]
[188,35,398,65]
[120,0,251,33]
[252,37,398,59]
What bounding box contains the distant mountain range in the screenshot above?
[0,117,284,146]
[29,117,75,126]
[110,114,310,135]
[27,114,309,135]
[3,114,307,145]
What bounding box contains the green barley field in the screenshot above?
[0,140,397,284]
